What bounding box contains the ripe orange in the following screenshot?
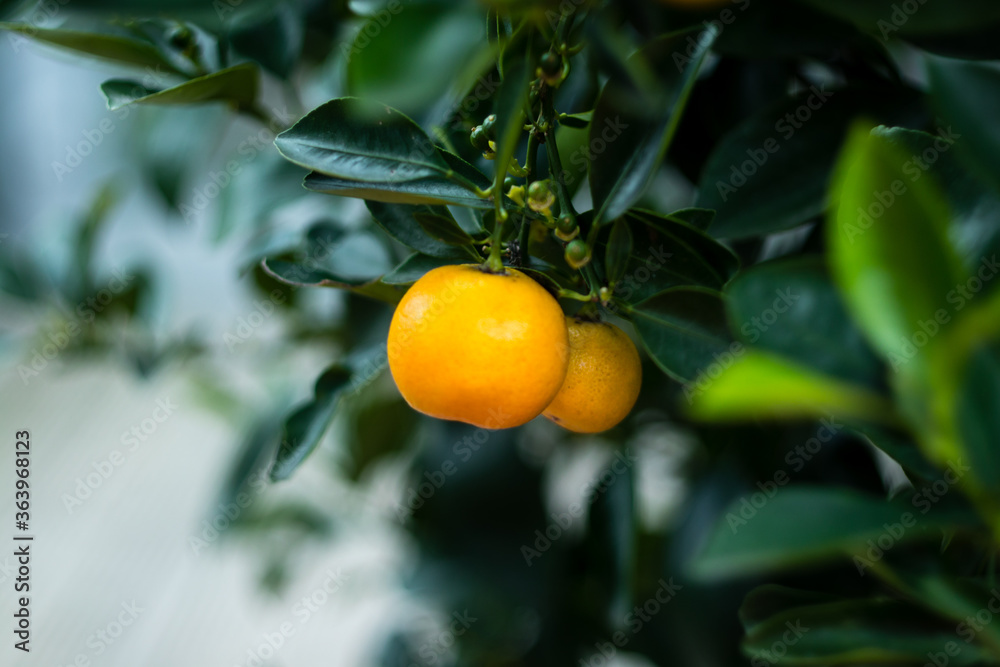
[387,264,569,429]
[543,317,642,433]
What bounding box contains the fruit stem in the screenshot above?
[558,288,592,302]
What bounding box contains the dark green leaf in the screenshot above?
[230,5,303,78]
[276,98,478,191]
[492,48,529,197]
[697,87,923,240]
[604,219,632,285]
[629,287,733,383]
[0,22,185,74]
[956,344,1000,500]
[270,365,353,482]
[667,207,715,231]
[928,59,1000,196]
[101,63,259,110]
[414,210,477,247]
[744,597,993,666]
[726,256,884,388]
[693,486,978,579]
[557,111,592,129]
[382,253,465,286]
[589,25,718,227]
[367,201,479,259]
[794,0,1000,36]
[346,2,484,117]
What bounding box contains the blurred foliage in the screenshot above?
[5,0,1000,665]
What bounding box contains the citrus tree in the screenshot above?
[7,0,1000,664]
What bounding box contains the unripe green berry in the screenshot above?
[540,51,562,83]
[565,239,591,269]
[481,114,497,140]
[470,125,490,152]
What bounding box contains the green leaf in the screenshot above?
[230,5,303,78]
[687,351,895,424]
[367,201,479,260]
[276,98,477,191]
[726,256,884,388]
[0,22,185,73]
[260,225,402,303]
[303,150,493,208]
[557,111,592,129]
[693,486,977,579]
[604,219,632,285]
[382,253,465,286]
[739,585,838,635]
[956,345,1000,495]
[346,2,485,117]
[928,59,1000,196]
[101,63,259,110]
[608,209,739,304]
[697,87,922,240]
[413,210,478,247]
[492,48,529,200]
[667,207,715,231]
[583,452,635,624]
[589,25,718,227]
[270,365,353,482]
[744,597,993,666]
[827,125,964,380]
[629,287,733,383]
[794,0,1000,36]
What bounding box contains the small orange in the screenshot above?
[543,317,642,433]
[387,264,569,429]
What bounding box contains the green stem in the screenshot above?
[558,288,592,302]
[581,262,602,297]
[541,93,576,220]
[516,212,531,268]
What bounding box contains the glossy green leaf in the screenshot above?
[956,345,1000,493]
[303,149,493,208]
[928,59,1000,196]
[693,486,977,579]
[667,207,715,231]
[367,201,479,260]
[608,209,739,304]
[230,5,303,78]
[382,253,465,286]
[590,25,718,227]
[414,210,478,247]
[629,287,733,383]
[557,111,592,129]
[697,87,922,240]
[726,256,884,388]
[0,22,185,73]
[604,219,632,285]
[827,125,964,378]
[276,98,478,191]
[101,63,259,110]
[739,585,838,635]
[687,351,894,424]
[744,597,993,666]
[492,48,529,200]
[346,2,484,117]
[270,365,353,482]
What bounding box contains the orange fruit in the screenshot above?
[543,317,642,433]
[387,264,569,429]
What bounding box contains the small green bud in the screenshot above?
[539,51,562,85]
[470,125,490,152]
[481,114,497,140]
[565,239,591,269]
